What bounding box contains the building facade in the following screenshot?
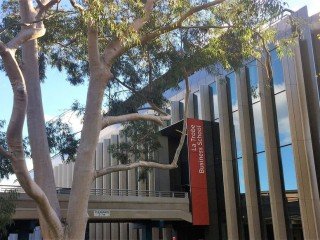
[50,6,320,240]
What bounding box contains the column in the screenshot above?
[236,69,263,239]
[171,101,180,124]
[119,134,128,240]
[128,137,138,240]
[53,166,58,186]
[89,223,96,240]
[187,92,195,118]
[152,227,160,240]
[217,77,241,239]
[162,227,172,240]
[110,135,119,240]
[298,6,320,198]
[282,41,320,239]
[148,168,155,194]
[258,58,289,239]
[95,143,103,239]
[199,85,211,121]
[103,139,111,240]
[62,164,68,188]
[58,164,63,187]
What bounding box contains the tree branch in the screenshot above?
[102,113,171,129]
[0,44,63,238]
[113,77,168,116]
[69,0,85,12]
[102,0,157,64]
[139,0,226,45]
[96,68,190,179]
[6,27,46,50]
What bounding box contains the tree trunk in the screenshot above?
[19,1,60,238]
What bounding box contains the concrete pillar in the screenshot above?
[138,168,147,196]
[103,223,111,240]
[58,164,63,187]
[117,134,128,240]
[298,6,320,202]
[199,85,211,121]
[148,168,155,194]
[67,163,73,188]
[110,135,119,240]
[102,139,111,240]
[110,135,119,192]
[96,143,103,192]
[119,134,128,193]
[120,223,128,240]
[152,227,160,240]
[281,41,320,239]
[94,143,103,239]
[53,166,58,186]
[236,69,264,239]
[217,77,241,239]
[89,223,96,240]
[171,101,180,124]
[154,136,170,192]
[258,58,289,239]
[187,92,195,118]
[129,223,138,240]
[62,164,68,188]
[103,139,111,191]
[162,227,172,240]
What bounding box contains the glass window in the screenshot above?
[237,157,245,193]
[275,92,292,146]
[232,111,242,159]
[271,50,285,94]
[209,82,219,121]
[193,91,201,119]
[227,72,238,112]
[179,100,184,120]
[280,145,297,190]
[247,61,260,103]
[257,152,269,191]
[252,102,265,153]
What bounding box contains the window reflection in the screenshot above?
[193,91,201,119]
[179,100,184,120]
[257,152,269,191]
[280,145,297,190]
[275,92,292,146]
[209,82,219,121]
[232,111,242,158]
[227,73,238,112]
[271,49,285,94]
[252,102,265,152]
[247,61,260,103]
[237,157,245,193]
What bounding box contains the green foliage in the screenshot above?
[0,190,18,237]
[45,119,79,163]
[108,121,161,165]
[0,121,30,180]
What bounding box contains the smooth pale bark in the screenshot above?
[65,27,112,240]
[19,4,61,238]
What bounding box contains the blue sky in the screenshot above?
[0,1,319,184]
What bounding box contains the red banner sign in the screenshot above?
[187,118,209,225]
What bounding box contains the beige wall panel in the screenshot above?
[103,139,111,191]
[199,85,211,121]
[281,42,320,239]
[171,101,180,124]
[217,78,240,239]
[236,70,263,239]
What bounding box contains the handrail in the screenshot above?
[0,185,188,199]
